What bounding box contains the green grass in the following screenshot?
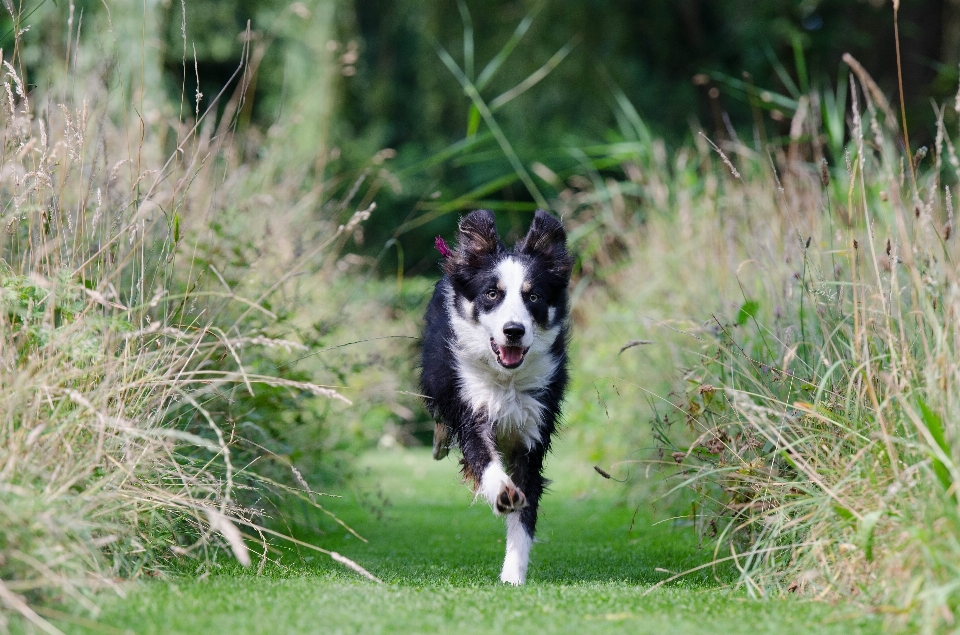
[59,448,882,635]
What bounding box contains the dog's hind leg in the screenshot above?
[500,445,548,585]
[432,421,451,460]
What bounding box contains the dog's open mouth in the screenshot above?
[490,338,529,369]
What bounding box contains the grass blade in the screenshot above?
[457,0,474,81]
[433,40,547,209]
[918,399,954,496]
[490,37,578,112]
[475,0,545,90]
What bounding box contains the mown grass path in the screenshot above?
[74,449,881,635]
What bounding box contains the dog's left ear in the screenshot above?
[518,209,573,280]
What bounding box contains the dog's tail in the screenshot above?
[432,421,451,460]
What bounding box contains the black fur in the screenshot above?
[420,209,572,581]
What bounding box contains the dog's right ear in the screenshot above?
[444,209,502,275]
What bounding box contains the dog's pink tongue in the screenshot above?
[500,345,524,366]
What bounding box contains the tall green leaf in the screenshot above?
[918,399,954,497]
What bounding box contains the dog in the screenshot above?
[420,208,572,585]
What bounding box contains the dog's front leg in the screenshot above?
[500,511,533,585]
[499,444,547,585]
[458,417,527,515]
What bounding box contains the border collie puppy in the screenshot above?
[420,209,572,585]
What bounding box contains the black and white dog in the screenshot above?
[420,209,572,585]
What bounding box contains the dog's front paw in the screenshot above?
[495,482,527,514]
[500,568,524,585]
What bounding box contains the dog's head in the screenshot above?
[444,209,573,370]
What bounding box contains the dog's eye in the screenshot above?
[486,289,498,300]
[528,293,539,303]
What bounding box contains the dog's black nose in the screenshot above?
[503,322,525,340]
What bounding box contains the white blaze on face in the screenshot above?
[479,258,534,349]
[446,254,562,447]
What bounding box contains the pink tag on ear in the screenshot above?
[435,236,453,258]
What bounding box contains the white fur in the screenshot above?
[500,512,533,585]
[479,462,511,508]
[444,255,561,587]
[445,257,562,450]
[479,259,534,350]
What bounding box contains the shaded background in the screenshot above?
[10,0,955,270]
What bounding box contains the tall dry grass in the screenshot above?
[0,9,381,632]
[590,48,960,631]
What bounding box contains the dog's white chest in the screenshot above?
[459,368,545,449]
